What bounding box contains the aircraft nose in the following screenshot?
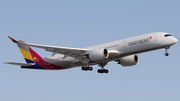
[172,37,178,44]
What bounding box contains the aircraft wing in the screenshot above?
[19,42,120,63]
[23,43,90,62]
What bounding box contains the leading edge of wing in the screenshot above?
[24,43,89,53]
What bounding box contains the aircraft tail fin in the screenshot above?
[7,36,47,69]
[8,36,43,64]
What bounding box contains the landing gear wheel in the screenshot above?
[97,69,101,73]
[101,69,105,74]
[84,67,88,71]
[81,66,85,70]
[105,69,109,73]
[165,53,169,56]
[89,67,93,71]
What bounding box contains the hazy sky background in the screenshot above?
[1,0,180,101]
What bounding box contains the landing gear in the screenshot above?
[97,62,109,74]
[81,66,93,71]
[81,62,109,74]
[97,69,109,73]
[165,46,170,56]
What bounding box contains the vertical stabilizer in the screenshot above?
[8,36,42,64]
[7,36,66,70]
[8,36,45,69]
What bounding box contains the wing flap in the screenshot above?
[4,62,35,66]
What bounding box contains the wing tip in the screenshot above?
[4,62,9,64]
[8,36,18,43]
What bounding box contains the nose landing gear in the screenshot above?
[165,46,170,56]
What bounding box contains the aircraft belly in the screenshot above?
[43,58,72,68]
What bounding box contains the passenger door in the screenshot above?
[153,34,158,41]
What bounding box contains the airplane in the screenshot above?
[5,32,178,74]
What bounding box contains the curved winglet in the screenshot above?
[8,36,18,43]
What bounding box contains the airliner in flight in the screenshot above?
[5,32,178,73]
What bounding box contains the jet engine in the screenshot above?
[89,48,109,61]
[118,55,139,66]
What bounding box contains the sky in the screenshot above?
[1,0,180,101]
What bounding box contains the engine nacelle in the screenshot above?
[119,55,139,66]
[89,48,109,61]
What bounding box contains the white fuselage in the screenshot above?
[44,32,178,68]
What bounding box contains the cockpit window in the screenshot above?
[165,34,172,37]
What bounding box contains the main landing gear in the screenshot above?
[97,62,109,74]
[97,69,109,74]
[81,66,93,71]
[165,46,170,56]
[81,62,109,74]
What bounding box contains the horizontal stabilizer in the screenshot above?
[4,62,35,66]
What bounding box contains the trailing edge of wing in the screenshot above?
[4,62,35,66]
